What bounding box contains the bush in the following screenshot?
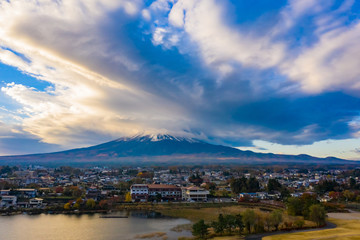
[294,218,305,229]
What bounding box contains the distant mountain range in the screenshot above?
[0,134,358,166]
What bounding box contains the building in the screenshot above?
[148,184,182,201]
[29,198,44,208]
[0,190,10,196]
[15,189,37,198]
[0,195,17,208]
[182,186,209,202]
[86,187,102,201]
[130,184,148,202]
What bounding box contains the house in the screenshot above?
[130,184,148,202]
[182,186,209,202]
[239,192,257,199]
[0,195,17,208]
[86,187,102,201]
[256,192,269,200]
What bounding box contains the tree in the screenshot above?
[243,209,256,233]
[264,213,273,231]
[349,178,356,189]
[55,186,64,194]
[63,186,83,198]
[125,192,132,202]
[254,212,265,233]
[343,190,355,202]
[309,204,326,227]
[230,177,260,194]
[230,177,246,194]
[86,199,96,209]
[189,173,203,186]
[99,200,109,209]
[247,177,260,193]
[234,214,244,234]
[267,179,282,193]
[315,180,339,195]
[211,214,225,234]
[329,191,341,202]
[64,202,71,210]
[192,219,209,239]
[280,188,290,200]
[289,193,318,218]
[224,215,237,234]
[270,210,283,231]
[287,197,303,216]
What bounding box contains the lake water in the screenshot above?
[0,211,192,240]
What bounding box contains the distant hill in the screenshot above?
[0,134,357,166]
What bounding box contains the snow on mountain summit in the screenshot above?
[116,133,201,143]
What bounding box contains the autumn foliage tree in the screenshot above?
[86,199,96,209]
[125,192,132,202]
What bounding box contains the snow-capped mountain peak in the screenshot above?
[117,133,200,143]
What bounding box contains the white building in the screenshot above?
[29,198,43,207]
[130,184,148,201]
[182,186,209,202]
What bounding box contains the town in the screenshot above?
[1,165,360,211]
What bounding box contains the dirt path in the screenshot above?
[327,211,360,220]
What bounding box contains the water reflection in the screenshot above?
[0,211,192,240]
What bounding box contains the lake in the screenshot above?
[0,211,192,240]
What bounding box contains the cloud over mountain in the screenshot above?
[0,0,360,158]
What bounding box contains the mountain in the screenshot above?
[0,134,357,166]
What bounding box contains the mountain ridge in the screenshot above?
[0,134,357,166]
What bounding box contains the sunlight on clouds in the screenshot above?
[282,22,360,93]
[0,0,191,148]
[147,0,360,94]
[238,138,360,160]
[0,0,360,157]
[167,0,286,72]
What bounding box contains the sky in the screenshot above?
[0,0,360,159]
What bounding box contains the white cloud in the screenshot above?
[1,0,360,156]
[238,138,360,160]
[167,0,286,71]
[281,17,360,93]
[146,0,360,94]
[0,0,192,148]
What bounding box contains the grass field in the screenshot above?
[263,218,360,240]
[158,205,263,222]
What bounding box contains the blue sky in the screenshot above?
[0,0,360,159]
